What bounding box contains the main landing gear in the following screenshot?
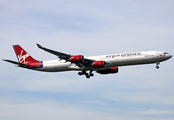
[156,62,160,69]
[78,70,94,78]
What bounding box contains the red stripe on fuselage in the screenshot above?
[26,61,43,68]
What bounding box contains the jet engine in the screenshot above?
[70,55,84,62]
[92,61,106,68]
[96,67,118,74]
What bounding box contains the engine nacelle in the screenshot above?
[70,55,84,62]
[92,61,105,68]
[96,67,118,74]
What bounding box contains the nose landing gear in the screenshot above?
[156,62,160,69]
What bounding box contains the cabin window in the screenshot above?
[163,52,168,54]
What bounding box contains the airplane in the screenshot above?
[3,44,172,78]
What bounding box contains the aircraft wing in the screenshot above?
[37,44,71,60]
[3,59,28,67]
[36,44,94,67]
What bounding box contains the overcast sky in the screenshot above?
[0,0,174,120]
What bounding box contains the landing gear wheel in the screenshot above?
[90,73,94,77]
[89,70,94,77]
[85,73,90,78]
[156,62,160,69]
[81,70,86,74]
[78,72,82,75]
[156,66,159,69]
[78,69,86,76]
[78,69,93,78]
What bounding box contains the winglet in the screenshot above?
[36,44,43,48]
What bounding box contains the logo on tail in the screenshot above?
[18,50,30,63]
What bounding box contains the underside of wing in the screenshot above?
[81,58,94,66]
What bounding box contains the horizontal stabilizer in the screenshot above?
[3,59,28,67]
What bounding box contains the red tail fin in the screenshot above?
[13,45,38,63]
[13,45,42,68]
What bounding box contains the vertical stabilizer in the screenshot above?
[13,45,42,68]
[13,45,38,63]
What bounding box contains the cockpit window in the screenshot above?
[163,52,168,54]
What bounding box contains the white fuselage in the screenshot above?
[33,51,172,72]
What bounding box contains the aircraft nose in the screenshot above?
[169,54,172,59]
[167,54,172,59]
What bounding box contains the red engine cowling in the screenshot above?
[92,61,105,68]
[96,67,118,74]
[70,55,84,62]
